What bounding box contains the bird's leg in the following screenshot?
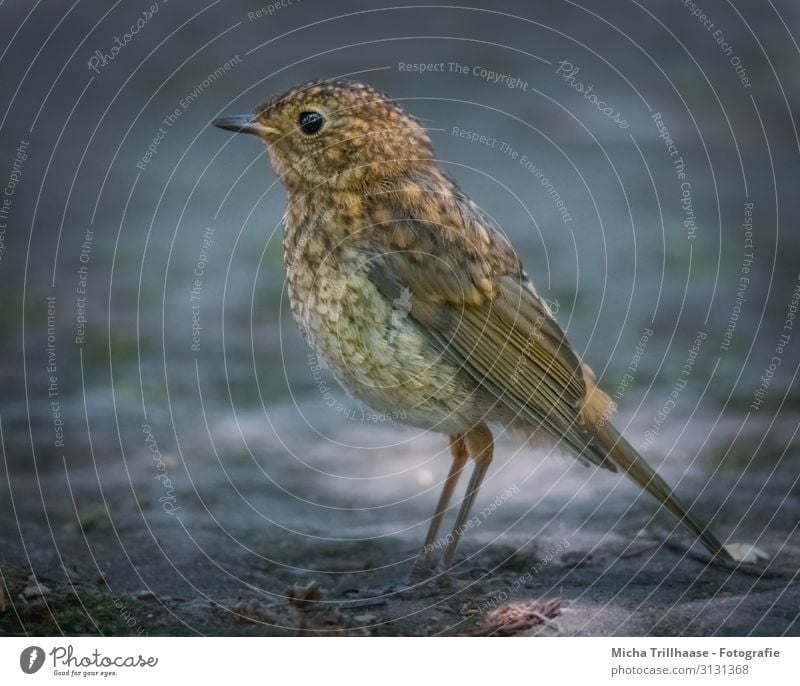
[439,423,494,571]
[409,434,468,582]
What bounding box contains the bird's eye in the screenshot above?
[298,111,325,135]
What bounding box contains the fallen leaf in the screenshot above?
[465,597,561,636]
[230,598,277,624]
[286,581,321,609]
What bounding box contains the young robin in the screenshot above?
[214,80,734,578]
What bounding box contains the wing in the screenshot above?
[364,180,613,469]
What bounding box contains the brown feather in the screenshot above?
[364,174,614,469]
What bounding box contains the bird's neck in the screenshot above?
[282,187,367,272]
[282,166,459,267]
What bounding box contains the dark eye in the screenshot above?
[298,111,325,135]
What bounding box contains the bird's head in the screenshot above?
[213,80,435,193]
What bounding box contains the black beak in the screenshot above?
[212,114,275,137]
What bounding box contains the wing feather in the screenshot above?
[363,178,613,469]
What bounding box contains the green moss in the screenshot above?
[52,592,131,635]
[0,589,148,636]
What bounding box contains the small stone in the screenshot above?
[353,612,378,623]
[724,543,770,563]
[22,582,51,599]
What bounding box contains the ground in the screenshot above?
[2,402,798,637]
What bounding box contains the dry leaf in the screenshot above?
[465,597,561,636]
[286,581,321,609]
[230,598,277,624]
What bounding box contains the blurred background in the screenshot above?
[1,0,798,635]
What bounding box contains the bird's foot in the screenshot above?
[408,557,436,585]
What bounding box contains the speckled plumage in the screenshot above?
[214,80,734,569]
[281,165,501,434]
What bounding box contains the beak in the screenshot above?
[212,114,278,138]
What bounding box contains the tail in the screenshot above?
[582,386,733,562]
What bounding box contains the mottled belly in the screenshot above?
[289,260,484,433]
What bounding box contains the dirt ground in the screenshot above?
[2,401,798,637]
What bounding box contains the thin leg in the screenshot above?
[410,434,468,581]
[440,423,494,570]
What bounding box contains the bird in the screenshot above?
[213,80,734,579]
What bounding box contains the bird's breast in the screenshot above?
[283,234,484,431]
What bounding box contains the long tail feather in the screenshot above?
[589,417,733,562]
